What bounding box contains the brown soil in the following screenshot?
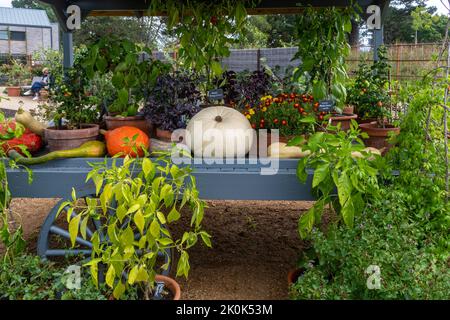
[7,198,313,300]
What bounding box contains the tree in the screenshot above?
[11,0,57,22]
[383,0,446,44]
[72,16,160,48]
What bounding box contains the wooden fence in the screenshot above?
[347,43,446,81]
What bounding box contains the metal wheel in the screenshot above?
[37,191,173,276]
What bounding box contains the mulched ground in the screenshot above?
[9,198,313,300]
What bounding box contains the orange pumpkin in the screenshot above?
[102,126,150,157]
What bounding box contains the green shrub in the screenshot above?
[290,193,450,300]
[0,254,128,300]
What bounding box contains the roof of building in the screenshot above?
[0,7,52,28]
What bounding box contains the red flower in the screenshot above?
[281,120,287,126]
[273,119,279,124]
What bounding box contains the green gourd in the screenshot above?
[8,141,106,165]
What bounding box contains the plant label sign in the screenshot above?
[207,88,224,101]
[318,100,335,113]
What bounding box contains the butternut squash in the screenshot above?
[14,107,47,137]
[8,141,106,165]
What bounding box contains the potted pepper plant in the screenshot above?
[38,50,100,152]
[347,46,391,124]
[355,47,400,153]
[62,152,212,300]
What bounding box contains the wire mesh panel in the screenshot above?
[221,49,259,72]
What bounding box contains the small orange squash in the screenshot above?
[101,126,150,157]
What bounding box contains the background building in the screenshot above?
[0,7,59,59]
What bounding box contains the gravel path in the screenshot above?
[9,198,312,300]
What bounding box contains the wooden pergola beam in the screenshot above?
[39,0,390,68]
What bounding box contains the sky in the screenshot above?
[0,0,448,14]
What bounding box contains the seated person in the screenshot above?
[24,68,50,101]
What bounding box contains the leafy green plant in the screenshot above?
[81,37,170,116]
[153,0,251,100]
[44,47,101,129]
[289,121,382,238]
[0,254,121,300]
[4,59,31,87]
[290,192,450,300]
[61,152,211,299]
[293,6,358,109]
[347,46,392,123]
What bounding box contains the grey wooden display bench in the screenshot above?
[6,157,314,274]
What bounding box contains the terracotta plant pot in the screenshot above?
[329,113,358,131]
[39,89,49,101]
[104,115,153,136]
[342,105,354,114]
[7,86,21,97]
[44,124,99,152]
[153,275,181,300]
[287,268,305,286]
[357,117,377,124]
[359,121,400,154]
[156,128,173,142]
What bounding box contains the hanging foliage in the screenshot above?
[150,0,255,97]
[293,6,359,108]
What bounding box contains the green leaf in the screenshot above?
[105,264,116,288]
[150,219,160,238]
[298,208,315,239]
[341,200,355,228]
[287,136,306,147]
[156,211,166,224]
[127,203,140,215]
[80,216,89,239]
[134,210,145,235]
[113,281,125,299]
[313,80,327,100]
[200,231,212,248]
[337,172,352,206]
[167,207,180,223]
[116,204,127,224]
[68,214,81,247]
[313,163,330,188]
[136,266,149,282]
[160,184,174,208]
[121,226,135,246]
[296,158,308,183]
[211,61,223,76]
[142,158,155,180]
[118,88,129,106]
[128,265,139,285]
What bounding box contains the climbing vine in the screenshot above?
[150,0,255,99]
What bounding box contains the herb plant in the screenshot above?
[143,71,201,131]
[62,152,211,299]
